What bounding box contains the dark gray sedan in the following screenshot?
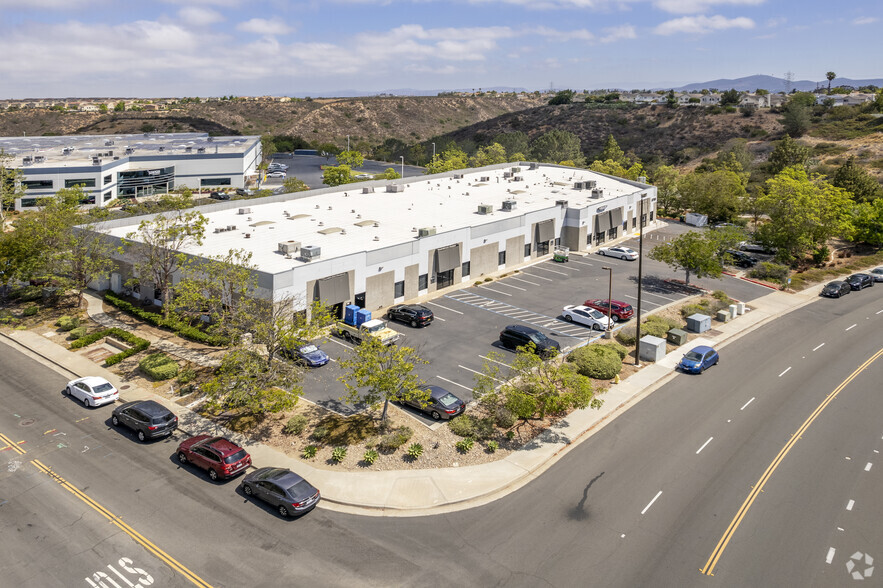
[397,385,465,421]
[240,467,320,518]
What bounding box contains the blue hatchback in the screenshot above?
[678,345,719,374]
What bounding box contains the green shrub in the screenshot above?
[103,292,228,346]
[70,327,150,365]
[642,315,680,338]
[448,414,476,437]
[138,352,179,380]
[680,303,710,318]
[378,426,413,450]
[493,407,515,429]
[56,315,80,331]
[456,437,474,453]
[22,305,39,317]
[749,262,790,284]
[486,440,499,453]
[615,327,637,345]
[310,425,330,442]
[331,446,347,463]
[68,326,88,340]
[11,285,41,302]
[473,417,496,441]
[604,341,629,360]
[407,443,424,459]
[568,345,622,380]
[177,367,197,385]
[506,430,515,441]
[363,449,379,464]
[712,290,729,302]
[283,415,308,435]
[302,445,318,459]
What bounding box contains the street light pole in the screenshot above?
[602,266,613,339]
[347,135,350,152]
[432,142,436,160]
[634,195,646,366]
[400,156,404,178]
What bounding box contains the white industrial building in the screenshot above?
[95,162,656,316]
[1,132,262,209]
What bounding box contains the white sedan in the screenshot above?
[598,246,638,261]
[266,171,286,178]
[562,305,612,330]
[64,376,119,408]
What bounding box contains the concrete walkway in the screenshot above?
[2,282,826,517]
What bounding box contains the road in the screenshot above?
[1,287,880,587]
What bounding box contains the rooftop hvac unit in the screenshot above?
[124,147,134,154]
[386,184,404,193]
[480,176,490,182]
[207,136,214,142]
[637,175,647,183]
[238,207,252,215]
[585,180,597,189]
[34,156,45,163]
[529,163,539,170]
[591,189,604,199]
[573,181,584,190]
[22,156,33,165]
[158,146,164,152]
[278,240,300,255]
[301,245,321,260]
[418,227,436,238]
[555,200,569,207]
[513,175,523,182]
[105,140,114,146]
[362,187,374,194]
[477,204,494,215]
[503,172,512,178]
[185,147,192,153]
[453,173,464,179]
[502,200,517,211]
[92,157,101,166]
[62,147,73,155]
[196,147,205,154]
[511,167,521,173]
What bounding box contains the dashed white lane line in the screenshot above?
[846,499,855,511]
[479,355,511,367]
[494,281,527,291]
[845,324,857,331]
[865,462,873,471]
[641,491,663,515]
[509,276,541,286]
[436,376,472,391]
[740,397,755,411]
[519,271,554,282]
[696,437,714,454]
[458,364,504,383]
[813,343,825,351]
[826,547,836,564]
[778,367,792,377]
[477,286,512,297]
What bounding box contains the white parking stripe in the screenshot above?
[643,291,679,302]
[505,311,536,318]
[327,338,353,350]
[529,265,569,276]
[509,277,541,286]
[436,376,472,391]
[568,260,594,267]
[479,355,511,367]
[459,364,504,383]
[427,301,463,314]
[494,281,527,291]
[519,271,554,281]
[477,286,512,296]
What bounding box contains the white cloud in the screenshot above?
[765,16,785,27]
[160,0,239,5]
[0,0,98,7]
[178,7,225,25]
[600,24,636,42]
[652,0,763,13]
[531,26,596,41]
[654,14,754,35]
[237,18,293,36]
[853,16,878,25]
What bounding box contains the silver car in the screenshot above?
[870,267,883,282]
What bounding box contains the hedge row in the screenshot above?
[138,352,179,381]
[567,345,623,380]
[103,291,228,347]
[70,327,150,366]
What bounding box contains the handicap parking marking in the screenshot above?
[508,276,542,287]
[518,271,554,281]
[427,301,463,314]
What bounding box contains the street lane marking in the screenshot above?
[778,367,791,377]
[519,271,554,282]
[427,301,462,314]
[847,500,855,511]
[846,324,857,331]
[0,432,27,455]
[436,376,472,391]
[827,547,836,564]
[740,397,755,411]
[641,491,662,515]
[701,347,883,576]
[696,437,714,454]
[813,343,825,351]
[509,276,541,286]
[865,462,872,471]
[31,459,213,588]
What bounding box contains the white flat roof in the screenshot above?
[104,164,644,274]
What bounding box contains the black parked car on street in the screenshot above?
[111,400,178,442]
[387,304,434,327]
[846,273,874,291]
[820,281,851,298]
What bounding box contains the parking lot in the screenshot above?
[297,220,776,425]
[262,154,425,190]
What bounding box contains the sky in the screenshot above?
[0,0,879,99]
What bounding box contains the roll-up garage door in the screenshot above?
[535,219,555,243]
[594,212,611,233]
[316,273,351,305]
[610,207,624,228]
[435,244,461,273]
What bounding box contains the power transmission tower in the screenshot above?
[784,71,794,94]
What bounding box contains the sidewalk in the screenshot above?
[1,283,824,517]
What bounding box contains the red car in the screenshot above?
[176,435,252,481]
[583,299,634,322]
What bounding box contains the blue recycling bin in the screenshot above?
[344,304,360,326]
[355,309,372,326]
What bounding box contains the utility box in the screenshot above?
[686,313,711,333]
[666,328,688,346]
[355,309,372,326]
[716,310,730,323]
[736,302,745,315]
[639,335,667,362]
[729,304,738,319]
[344,304,360,326]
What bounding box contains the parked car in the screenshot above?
[678,345,719,374]
[240,467,320,518]
[820,281,851,298]
[738,241,776,254]
[870,267,883,282]
[111,400,178,442]
[176,435,252,481]
[598,246,638,261]
[209,191,230,200]
[397,385,465,421]
[267,171,286,178]
[387,304,434,327]
[846,273,874,290]
[64,376,118,408]
[355,173,373,180]
[583,299,634,322]
[561,305,611,330]
[281,342,330,367]
[499,325,560,356]
[235,188,249,196]
[268,163,288,170]
[724,249,758,268]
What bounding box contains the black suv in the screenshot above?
[724,249,758,268]
[846,273,874,290]
[387,304,434,327]
[499,325,560,356]
[111,400,178,442]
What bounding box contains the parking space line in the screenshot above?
[494,281,527,291]
[568,260,594,267]
[509,276,541,286]
[479,355,511,368]
[529,265,570,276]
[643,291,679,302]
[519,271,554,281]
[427,301,462,314]
[477,286,512,296]
[505,311,535,318]
[459,364,504,383]
[432,316,446,322]
[436,376,473,391]
[327,338,353,350]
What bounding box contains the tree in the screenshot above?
[322,164,355,186]
[63,225,116,308]
[315,142,339,159]
[757,166,852,261]
[548,90,575,105]
[338,337,428,423]
[650,165,682,215]
[649,231,724,284]
[849,199,883,246]
[373,168,401,180]
[666,89,678,108]
[114,101,125,112]
[202,348,302,417]
[589,159,645,181]
[767,135,811,174]
[282,177,310,192]
[720,89,741,106]
[782,102,811,137]
[472,347,600,424]
[832,157,883,203]
[876,89,883,113]
[123,210,208,319]
[0,150,26,225]
[788,92,818,108]
[470,143,507,167]
[826,71,836,94]
[336,150,364,168]
[494,132,529,158]
[425,144,469,174]
[98,103,108,113]
[530,130,585,165]
[677,170,745,222]
[598,134,627,165]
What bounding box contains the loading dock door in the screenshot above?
[315,273,351,317]
[610,207,624,230]
[535,220,555,255]
[435,244,461,290]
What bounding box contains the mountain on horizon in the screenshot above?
[667,74,883,93]
[288,86,528,98]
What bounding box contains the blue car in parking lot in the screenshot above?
[678,345,719,374]
[281,343,330,367]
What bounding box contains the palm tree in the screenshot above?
[826,71,836,94]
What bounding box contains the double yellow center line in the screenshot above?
[0,432,212,588]
[701,348,883,576]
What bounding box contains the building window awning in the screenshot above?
[594,212,611,233]
[316,273,350,306]
[435,244,461,273]
[535,219,555,243]
[610,207,624,227]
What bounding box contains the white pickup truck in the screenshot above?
[334,319,400,346]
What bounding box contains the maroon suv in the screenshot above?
[583,299,634,322]
[176,436,252,481]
